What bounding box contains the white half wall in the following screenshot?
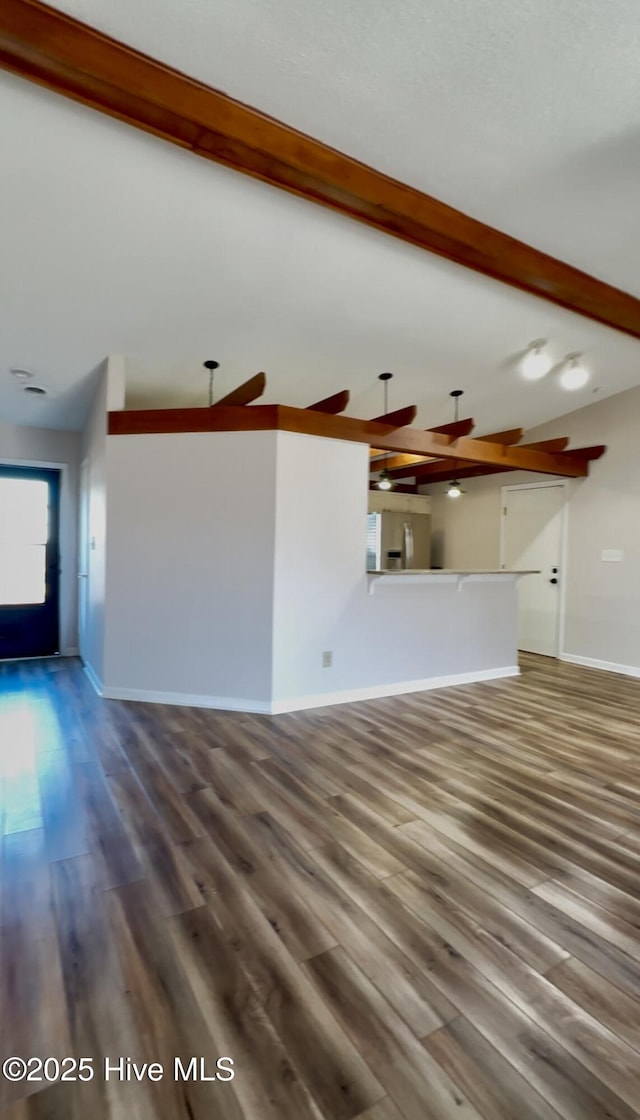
[271,430,517,709]
[103,429,278,704]
[0,420,80,655]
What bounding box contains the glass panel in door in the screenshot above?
[0,466,60,659]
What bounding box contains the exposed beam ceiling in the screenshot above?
[2,0,640,340]
[398,442,604,484]
[370,418,476,462]
[108,401,605,479]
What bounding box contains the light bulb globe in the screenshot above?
[559,357,589,391]
[521,341,551,381]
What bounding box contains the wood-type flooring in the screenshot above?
[1,653,640,1118]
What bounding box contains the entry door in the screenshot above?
[0,466,60,659]
[502,483,564,656]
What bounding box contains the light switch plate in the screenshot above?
[601,549,624,562]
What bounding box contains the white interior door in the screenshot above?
[502,483,565,656]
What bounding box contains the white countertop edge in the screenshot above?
[367,569,538,576]
[366,570,538,594]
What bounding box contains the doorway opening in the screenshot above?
[0,465,61,659]
[500,480,567,657]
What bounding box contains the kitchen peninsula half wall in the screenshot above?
[93,418,530,713]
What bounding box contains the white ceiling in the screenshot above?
[2,0,640,432]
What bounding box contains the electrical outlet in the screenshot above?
[322,650,333,668]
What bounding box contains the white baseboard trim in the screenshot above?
[269,665,521,714]
[96,665,519,714]
[101,684,272,713]
[83,661,104,696]
[559,653,640,680]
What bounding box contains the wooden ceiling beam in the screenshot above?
[477,428,524,445]
[307,390,350,414]
[411,460,510,484]
[369,432,571,463]
[108,403,604,478]
[401,441,604,484]
[384,426,525,478]
[369,405,417,428]
[523,437,570,453]
[213,371,266,407]
[3,0,640,338]
[271,407,596,477]
[370,417,475,467]
[428,419,476,438]
[563,444,606,463]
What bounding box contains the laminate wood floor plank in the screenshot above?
[182,794,338,961]
[545,956,640,1053]
[403,818,640,1006]
[312,844,635,1120]
[107,770,204,916]
[245,812,457,1035]
[105,880,246,1120]
[423,1017,565,1120]
[533,879,640,963]
[3,654,640,1118]
[386,871,640,1112]
[168,864,385,1119]
[111,718,206,841]
[302,945,484,1120]
[49,853,156,1117]
[115,703,211,796]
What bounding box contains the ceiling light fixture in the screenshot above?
[378,371,393,412]
[203,359,219,406]
[450,388,464,420]
[24,384,47,395]
[559,352,590,391]
[376,372,395,490]
[521,339,551,381]
[445,391,465,498]
[10,366,34,381]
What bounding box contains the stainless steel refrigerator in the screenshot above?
[366,511,431,570]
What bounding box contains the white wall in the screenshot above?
[424,384,640,673]
[271,430,517,708]
[103,429,278,706]
[95,424,517,711]
[79,356,126,686]
[80,363,108,684]
[0,420,80,654]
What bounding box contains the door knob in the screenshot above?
[549,577,558,584]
